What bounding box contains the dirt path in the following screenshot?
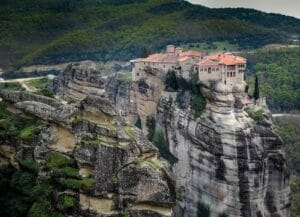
[0,76,45,92]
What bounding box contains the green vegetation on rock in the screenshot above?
[0,102,44,144]
[63,177,95,190]
[0,82,25,91]
[197,201,211,217]
[47,151,75,169]
[245,108,265,122]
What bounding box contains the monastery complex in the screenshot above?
[131,45,247,87]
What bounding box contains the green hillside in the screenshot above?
[0,0,300,69]
[246,47,300,111]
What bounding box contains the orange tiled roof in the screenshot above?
[205,53,246,66]
[180,50,204,57]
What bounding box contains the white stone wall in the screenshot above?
[198,64,245,86]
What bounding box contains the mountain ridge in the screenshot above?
[0,0,299,69]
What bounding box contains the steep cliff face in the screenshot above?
[0,90,176,217]
[52,61,106,100]
[47,60,290,217]
[157,83,290,217]
[108,66,290,216]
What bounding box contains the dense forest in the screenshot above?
[246,47,300,112]
[274,116,300,217]
[0,0,300,69]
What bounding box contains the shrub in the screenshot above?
[152,130,178,165]
[245,108,265,122]
[146,116,156,141]
[19,158,39,174]
[56,167,79,178]
[135,116,142,129]
[192,94,206,119]
[20,124,43,141]
[58,195,76,211]
[197,201,211,217]
[165,70,179,91]
[63,178,95,190]
[10,171,36,197]
[47,152,75,169]
[219,212,229,217]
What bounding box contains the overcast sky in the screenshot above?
[187,0,300,18]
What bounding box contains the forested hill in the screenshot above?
[1,0,300,69]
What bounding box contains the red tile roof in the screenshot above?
[179,50,204,58]
[201,53,246,66]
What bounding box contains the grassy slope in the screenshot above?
[0,0,300,69]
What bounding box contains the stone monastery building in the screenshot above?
[196,53,246,86]
[131,45,247,86]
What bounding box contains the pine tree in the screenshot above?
[253,75,260,100]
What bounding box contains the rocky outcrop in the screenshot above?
[111,62,290,217]
[0,90,176,217]
[105,73,138,124]
[157,82,290,217]
[52,61,106,100]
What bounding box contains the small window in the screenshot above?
[137,72,140,76]
[216,68,219,71]
[227,72,229,77]
[208,67,211,74]
[139,68,141,71]
[233,72,236,77]
[164,65,165,68]
[144,62,145,65]
[204,68,207,71]
[230,72,233,77]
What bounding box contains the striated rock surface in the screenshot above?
[157,82,290,217]
[106,62,291,217]
[52,61,106,100]
[105,73,138,124]
[0,90,176,217]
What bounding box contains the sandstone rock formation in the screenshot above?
[157,83,290,217]
[0,89,176,217]
[107,67,290,217]
[47,60,290,217]
[52,61,106,100]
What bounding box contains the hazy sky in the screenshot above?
[187,0,300,18]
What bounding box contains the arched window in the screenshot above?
[230,72,232,77]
